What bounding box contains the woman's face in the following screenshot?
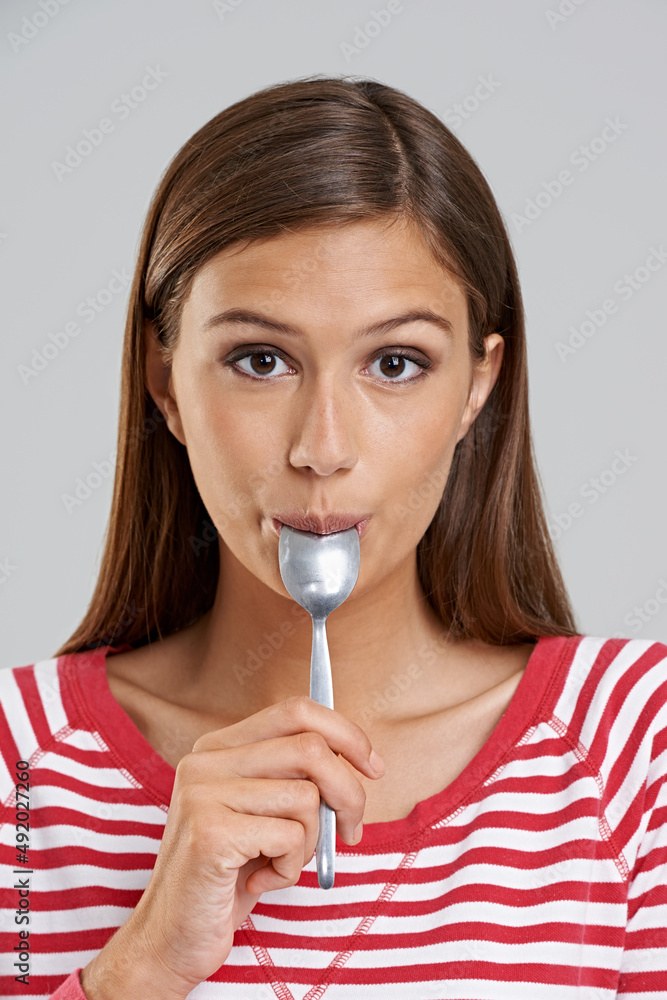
[148,216,503,601]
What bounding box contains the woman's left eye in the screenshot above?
[366,353,427,382]
[232,351,293,378]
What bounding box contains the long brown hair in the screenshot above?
[53,73,578,657]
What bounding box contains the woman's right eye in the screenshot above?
[230,350,294,379]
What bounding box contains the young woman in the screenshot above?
[1,75,666,1000]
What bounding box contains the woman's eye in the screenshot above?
[367,354,425,381]
[233,351,293,378]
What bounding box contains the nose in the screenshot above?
[288,378,358,476]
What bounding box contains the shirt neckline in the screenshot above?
[60,633,579,849]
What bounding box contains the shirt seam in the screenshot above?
[422,634,576,839]
[1,719,81,823]
[240,825,432,999]
[63,658,170,813]
[546,712,630,882]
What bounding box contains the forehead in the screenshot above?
[187,217,467,314]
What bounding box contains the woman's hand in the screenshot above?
[79,695,385,1000]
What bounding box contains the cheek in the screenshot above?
[177,379,267,505]
[378,395,461,526]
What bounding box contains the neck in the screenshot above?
[184,539,458,729]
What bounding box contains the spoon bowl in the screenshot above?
[278,525,361,619]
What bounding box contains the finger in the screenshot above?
[216,777,323,862]
[191,695,382,780]
[193,732,366,844]
[221,810,308,893]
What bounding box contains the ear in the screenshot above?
[456,333,505,443]
[144,319,187,446]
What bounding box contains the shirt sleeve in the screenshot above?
[49,969,87,999]
[616,649,667,996]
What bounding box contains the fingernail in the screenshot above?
[369,749,385,775]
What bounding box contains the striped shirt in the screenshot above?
[1,634,667,999]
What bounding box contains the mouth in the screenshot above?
[271,513,372,540]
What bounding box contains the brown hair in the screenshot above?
[53,73,578,657]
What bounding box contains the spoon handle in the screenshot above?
[310,616,335,889]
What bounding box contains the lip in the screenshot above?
[271,513,372,539]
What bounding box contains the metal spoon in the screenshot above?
[278,523,361,889]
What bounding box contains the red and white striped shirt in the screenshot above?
[1,634,667,999]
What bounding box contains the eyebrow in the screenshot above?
[202,307,454,339]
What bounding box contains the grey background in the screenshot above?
[1,0,665,671]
